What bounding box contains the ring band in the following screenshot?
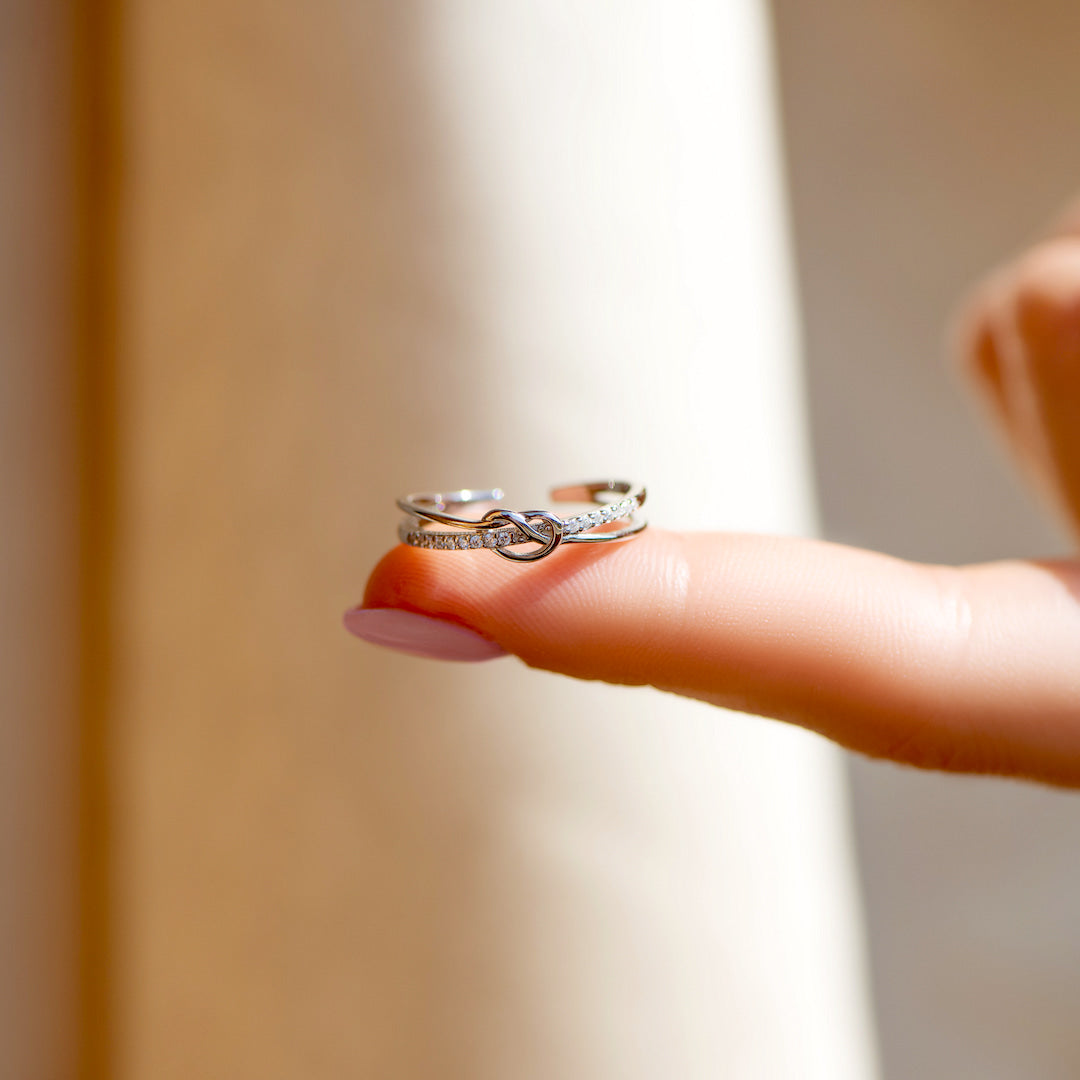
[397,480,648,562]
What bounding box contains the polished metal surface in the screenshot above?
[397,480,648,561]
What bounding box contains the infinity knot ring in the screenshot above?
[397,481,647,562]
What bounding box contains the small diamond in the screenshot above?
[456,534,470,549]
[468,533,483,549]
[482,531,498,548]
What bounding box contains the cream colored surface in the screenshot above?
[111,2,875,1078]
[0,1,79,1076]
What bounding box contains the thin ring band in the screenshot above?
[396,480,647,562]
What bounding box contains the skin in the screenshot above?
[362,224,1080,787]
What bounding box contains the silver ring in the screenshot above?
[397,480,648,562]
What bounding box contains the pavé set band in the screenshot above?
[397,480,648,562]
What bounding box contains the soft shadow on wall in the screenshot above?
[771,1,1080,1078]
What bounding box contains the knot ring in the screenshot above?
[396,480,647,562]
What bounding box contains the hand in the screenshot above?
[349,228,1080,787]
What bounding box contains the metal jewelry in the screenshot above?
[396,480,647,562]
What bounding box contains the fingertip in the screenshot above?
[358,531,686,679]
[1008,238,1080,372]
[362,542,443,611]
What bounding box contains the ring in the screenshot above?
[397,480,648,562]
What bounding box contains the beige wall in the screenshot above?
[772,1,1080,1076]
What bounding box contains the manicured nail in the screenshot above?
[342,607,507,662]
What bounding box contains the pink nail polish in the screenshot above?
[342,607,507,662]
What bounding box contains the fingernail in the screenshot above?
[342,607,507,662]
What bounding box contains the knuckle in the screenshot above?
[869,718,1006,776]
[872,725,958,773]
[869,569,1020,777]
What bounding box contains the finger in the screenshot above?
[952,263,1068,504]
[355,531,1080,785]
[1001,238,1080,535]
[952,276,1018,439]
[954,232,1080,537]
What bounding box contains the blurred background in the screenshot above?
[773,2,1080,1076]
[5,1,1080,1078]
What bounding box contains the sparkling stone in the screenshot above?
[468,533,483,549]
